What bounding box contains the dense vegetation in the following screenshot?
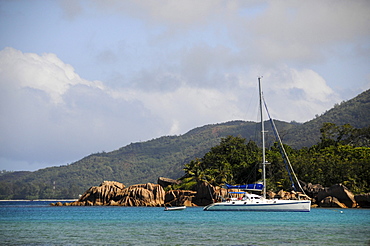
[0,89,369,199]
[174,124,370,195]
[286,88,370,148]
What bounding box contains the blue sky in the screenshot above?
[0,0,369,171]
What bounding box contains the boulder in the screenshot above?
[355,193,370,208]
[69,181,165,207]
[317,184,357,208]
[278,190,294,200]
[157,177,181,188]
[108,200,120,206]
[277,190,291,200]
[267,191,276,199]
[274,190,310,200]
[78,180,126,205]
[119,187,153,206]
[320,196,347,208]
[117,183,165,206]
[50,202,63,206]
[164,190,196,207]
[68,200,83,206]
[302,183,326,202]
[192,182,227,206]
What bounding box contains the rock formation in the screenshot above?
[79,180,125,206]
[164,190,196,207]
[319,196,348,208]
[262,189,310,201]
[52,180,224,207]
[267,190,276,199]
[59,181,165,207]
[157,177,181,188]
[354,193,370,208]
[302,183,326,202]
[192,181,227,205]
[118,183,165,206]
[317,184,357,208]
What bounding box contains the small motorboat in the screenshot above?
[164,206,186,211]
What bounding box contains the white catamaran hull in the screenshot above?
[204,200,311,212]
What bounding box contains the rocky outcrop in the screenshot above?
[277,189,293,200]
[192,181,227,206]
[302,183,326,200]
[355,193,370,208]
[267,191,276,199]
[164,190,196,207]
[319,196,348,208]
[78,181,125,205]
[53,201,63,206]
[302,183,358,207]
[118,183,165,206]
[317,184,357,208]
[266,189,310,201]
[157,177,181,188]
[58,181,165,207]
[163,182,222,207]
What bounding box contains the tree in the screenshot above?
[182,136,261,187]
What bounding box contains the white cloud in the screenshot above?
[1,0,368,171]
[0,48,164,170]
[0,47,104,104]
[110,84,243,136]
[290,69,335,103]
[261,66,340,122]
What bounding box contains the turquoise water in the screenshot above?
[0,201,369,245]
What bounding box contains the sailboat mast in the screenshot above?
[258,77,267,199]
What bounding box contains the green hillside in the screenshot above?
[285,89,370,148]
[0,89,369,199]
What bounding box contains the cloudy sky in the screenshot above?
[1,1,369,171]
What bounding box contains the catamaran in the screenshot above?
[203,77,311,212]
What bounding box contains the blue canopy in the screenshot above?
[225,183,263,191]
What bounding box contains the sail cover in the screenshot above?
[225,183,263,191]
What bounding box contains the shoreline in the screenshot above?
[1,200,368,209]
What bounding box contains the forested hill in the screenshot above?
[0,89,369,199]
[282,88,370,148]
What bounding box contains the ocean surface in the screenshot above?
[0,201,369,246]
